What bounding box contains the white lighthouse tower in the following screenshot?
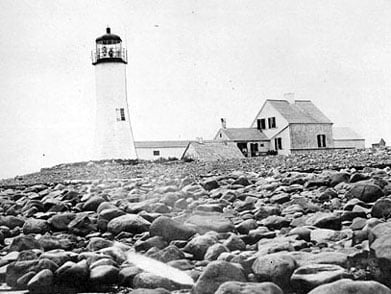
[92,27,137,160]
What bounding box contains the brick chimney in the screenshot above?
[284,92,295,104]
[221,118,227,129]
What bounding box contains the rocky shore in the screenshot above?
[1,148,391,293]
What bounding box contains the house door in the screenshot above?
[237,142,248,157]
[250,143,258,157]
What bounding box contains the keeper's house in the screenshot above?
[214,94,365,156]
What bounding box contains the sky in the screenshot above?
[0,0,390,178]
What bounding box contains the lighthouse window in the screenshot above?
[116,108,126,121]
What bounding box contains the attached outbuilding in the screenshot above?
[135,141,189,160]
[182,141,244,161]
[333,127,365,149]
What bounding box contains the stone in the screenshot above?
[291,264,348,293]
[184,213,235,234]
[215,281,283,294]
[135,236,168,252]
[67,213,96,236]
[192,261,247,294]
[48,213,76,231]
[202,179,220,191]
[149,216,196,242]
[306,212,341,230]
[89,265,119,284]
[330,173,350,187]
[133,272,187,291]
[9,235,42,252]
[307,278,391,294]
[6,260,38,287]
[236,219,257,234]
[82,196,105,211]
[107,214,150,235]
[252,253,297,291]
[86,237,113,251]
[16,271,36,289]
[131,289,170,294]
[55,260,89,286]
[22,219,50,235]
[371,198,391,219]
[149,245,185,263]
[27,269,53,294]
[0,216,25,229]
[205,244,229,261]
[346,183,384,203]
[223,234,246,251]
[184,233,218,260]
[261,215,290,230]
[118,266,142,286]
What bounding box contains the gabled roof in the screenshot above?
[333,127,364,140]
[183,141,244,161]
[266,100,332,124]
[221,128,269,141]
[134,141,190,148]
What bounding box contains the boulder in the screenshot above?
[184,233,218,260]
[89,265,119,284]
[192,261,247,294]
[27,269,53,294]
[184,213,235,234]
[252,253,297,291]
[6,260,38,287]
[55,260,89,286]
[308,278,391,294]
[371,198,391,219]
[82,196,105,211]
[9,235,42,252]
[215,281,283,294]
[107,214,150,235]
[48,213,76,231]
[291,264,348,293]
[133,272,188,291]
[150,216,196,242]
[346,183,384,203]
[149,245,185,263]
[22,219,50,234]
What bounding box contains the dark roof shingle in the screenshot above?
[222,128,269,141]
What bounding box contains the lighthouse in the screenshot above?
[92,27,137,160]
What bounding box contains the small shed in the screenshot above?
[372,138,386,149]
[182,141,244,161]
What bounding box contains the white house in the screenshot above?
[214,95,365,156]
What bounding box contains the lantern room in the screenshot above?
[92,27,127,65]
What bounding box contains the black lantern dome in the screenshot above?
[92,27,127,65]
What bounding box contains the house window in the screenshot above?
[116,108,126,121]
[153,150,160,156]
[317,134,326,148]
[257,119,266,130]
[219,133,222,138]
[260,143,264,147]
[274,138,282,150]
[268,117,276,128]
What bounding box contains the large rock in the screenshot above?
[346,183,384,203]
[55,260,89,286]
[82,196,105,211]
[67,213,96,236]
[22,219,50,234]
[192,261,247,294]
[291,264,348,293]
[149,245,185,263]
[184,213,235,234]
[27,269,53,294]
[215,281,283,294]
[184,233,218,260]
[308,278,391,294]
[306,212,342,230]
[6,260,38,287]
[371,198,391,219]
[48,213,76,231]
[150,216,196,242]
[107,214,150,235]
[0,215,25,229]
[89,265,119,285]
[252,253,297,291]
[133,272,188,291]
[9,235,42,252]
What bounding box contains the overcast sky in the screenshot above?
[0,0,390,178]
